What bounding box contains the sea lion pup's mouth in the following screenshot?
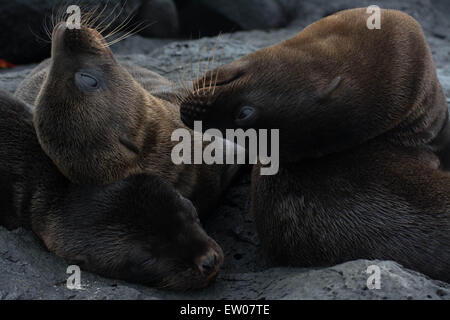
[34,20,150,185]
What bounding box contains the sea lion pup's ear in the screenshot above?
[317,76,342,101]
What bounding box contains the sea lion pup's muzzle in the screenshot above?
[180,59,249,130]
[52,22,114,59]
[35,23,149,185]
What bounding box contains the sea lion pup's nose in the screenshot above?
[52,22,67,40]
[55,21,67,32]
[51,21,110,56]
[180,101,207,127]
[196,249,222,277]
[201,253,217,272]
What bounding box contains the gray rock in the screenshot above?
[110,35,175,56]
[0,66,37,94]
[287,0,449,28]
[438,68,450,98]
[1,226,449,300]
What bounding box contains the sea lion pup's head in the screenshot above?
[180,8,447,161]
[34,22,152,185]
[44,175,224,290]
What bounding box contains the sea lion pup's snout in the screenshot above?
[105,180,225,290]
[126,189,224,290]
[180,59,250,130]
[35,23,149,185]
[52,22,113,59]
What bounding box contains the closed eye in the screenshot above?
[119,136,139,154]
[75,72,100,91]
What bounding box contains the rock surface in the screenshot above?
[1,0,450,300]
[0,0,142,64]
[184,0,287,30]
[137,0,179,38]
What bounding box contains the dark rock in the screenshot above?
[287,0,450,33]
[196,0,287,30]
[175,0,288,37]
[0,0,141,64]
[137,0,179,38]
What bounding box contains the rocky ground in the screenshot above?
[1,0,450,300]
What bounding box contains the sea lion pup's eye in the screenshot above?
[75,72,99,91]
[119,136,140,154]
[235,106,257,126]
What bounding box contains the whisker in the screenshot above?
[30,24,51,44]
[42,14,52,41]
[102,20,149,48]
[189,54,197,93]
[197,42,204,93]
[103,8,136,39]
[91,0,120,34]
[86,2,109,29]
[203,47,212,90]
[212,52,224,96]
[179,65,193,100]
[82,4,101,28]
[208,33,222,93]
[96,1,123,34]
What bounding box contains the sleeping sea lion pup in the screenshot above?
[16,21,239,216]
[180,8,450,282]
[0,90,223,290]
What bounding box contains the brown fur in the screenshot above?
[15,23,239,216]
[180,8,450,282]
[0,89,223,290]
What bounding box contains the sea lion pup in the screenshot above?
[0,90,223,290]
[180,8,450,282]
[15,21,239,216]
